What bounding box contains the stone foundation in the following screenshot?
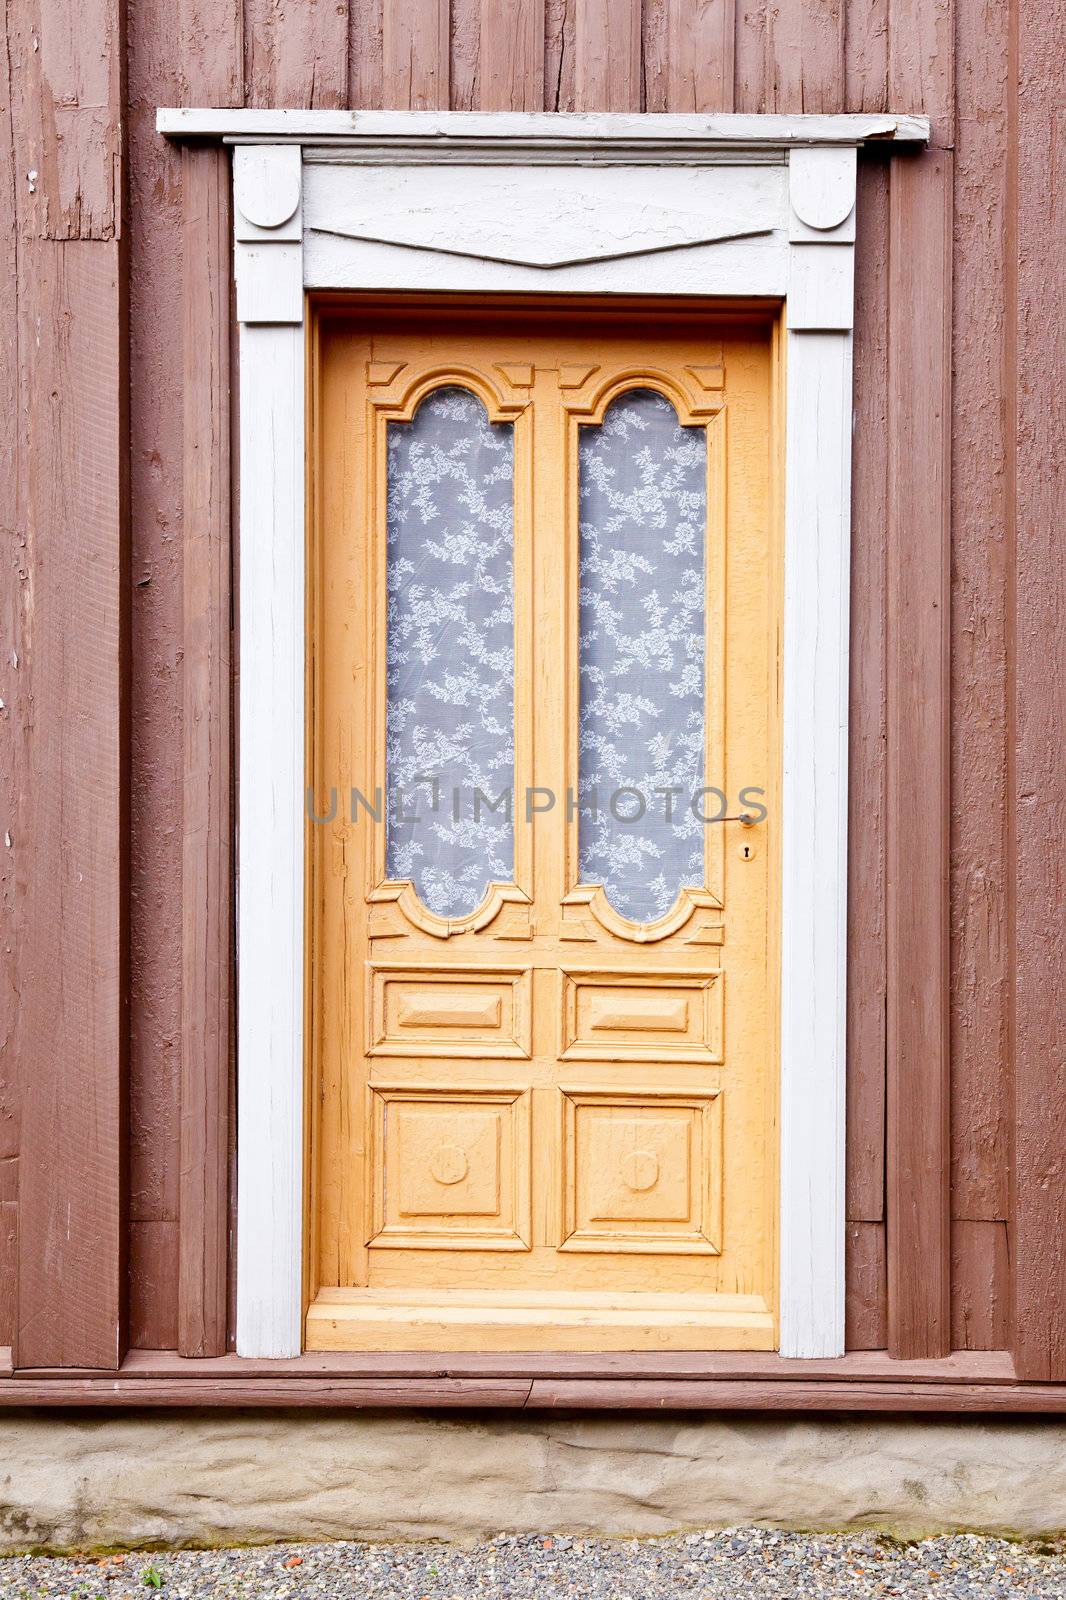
[2,1410,1065,1552]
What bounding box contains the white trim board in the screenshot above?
[158,109,928,1360]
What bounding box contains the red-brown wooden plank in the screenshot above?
[179,145,233,1359]
[15,238,129,1368]
[845,0,888,113]
[381,0,450,108]
[247,0,350,107]
[952,1220,1008,1351]
[662,0,735,111]
[9,0,127,1372]
[764,0,845,114]
[847,157,889,1235]
[574,0,641,110]
[545,0,575,110]
[479,0,545,109]
[948,0,1010,1255]
[1010,0,1066,1382]
[350,0,385,108]
[846,1222,887,1349]
[885,146,953,1360]
[0,0,21,1335]
[129,1219,180,1350]
[889,0,954,146]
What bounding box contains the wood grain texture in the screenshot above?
[479,0,545,108]
[846,1221,887,1349]
[952,1219,1008,1351]
[349,0,385,108]
[765,0,845,114]
[176,0,243,105]
[575,0,641,109]
[545,0,576,110]
[11,1365,1066,1411]
[949,0,1010,1236]
[179,145,232,1359]
[5,0,122,240]
[1010,0,1066,1382]
[664,0,735,111]
[0,0,22,1312]
[15,239,129,1368]
[129,1218,180,1350]
[246,0,349,107]
[885,148,953,1360]
[889,0,954,144]
[846,157,888,1228]
[381,0,450,108]
[24,1346,1023,1380]
[845,0,888,113]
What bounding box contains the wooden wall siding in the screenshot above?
[1011,0,1066,1382]
[7,0,129,1367]
[885,145,953,1359]
[949,0,1011,1348]
[3,0,1050,1367]
[0,0,22,1352]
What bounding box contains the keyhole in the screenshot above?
[739,840,757,861]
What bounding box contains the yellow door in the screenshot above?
[307,299,780,1351]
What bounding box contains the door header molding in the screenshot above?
[159,108,930,158]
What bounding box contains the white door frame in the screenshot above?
[159,108,929,1360]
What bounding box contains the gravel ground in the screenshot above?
[2,1530,1066,1600]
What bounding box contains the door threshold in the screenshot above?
[305,1289,776,1352]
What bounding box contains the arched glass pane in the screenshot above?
[385,386,515,918]
[577,389,706,924]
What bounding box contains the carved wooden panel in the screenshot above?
[560,1089,722,1254]
[560,969,723,1063]
[309,310,777,1351]
[367,1086,532,1250]
[369,965,533,1058]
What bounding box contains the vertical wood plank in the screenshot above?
[845,0,888,113]
[733,0,766,112]
[479,0,545,108]
[451,0,481,108]
[545,0,576,109]
[0,0,23,1321]
[664,0,735,110]
[381,0,450,108]
[949,0,1010,1263]
[885,147,953,1360]
[780,326,853,1358]
[765,0,845,113]
[9,0,128,1370]
[574,0,641,109]
[846,157,888,1235]
[952,1219,1008,1350]
[1010,0,1066,1381]
[889,0,954,144]
[350,0,385,108]
[846,1221,887,1348]
[235,322,305,1359]
[246,0,349,107]
[15,239,129,1368]
[179,146,233,1359]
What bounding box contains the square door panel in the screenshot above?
[560,970,723,1063]
[367,1086,531,1250]
[369,966,532,1058]
[560,1089,722,1254]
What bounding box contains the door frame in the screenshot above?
[155,108,930,1359]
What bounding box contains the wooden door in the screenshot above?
[307,300,780,1351]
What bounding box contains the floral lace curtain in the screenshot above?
[577,389,707,924]
[385,386,515,918]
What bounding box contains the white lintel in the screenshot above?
[157,108,931,157]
